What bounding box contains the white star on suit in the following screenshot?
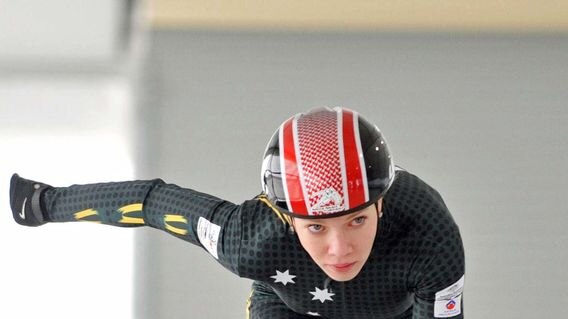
[310,287,335,303]
[270,269,296,286]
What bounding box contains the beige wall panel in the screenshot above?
[151,0,568,31]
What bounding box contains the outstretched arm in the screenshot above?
[9,174,243,275]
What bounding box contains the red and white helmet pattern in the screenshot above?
[261,107,394,218]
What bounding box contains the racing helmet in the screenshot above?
[261,107,395,218]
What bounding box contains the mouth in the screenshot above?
[328,262,356,273]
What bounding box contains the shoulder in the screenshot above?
[382,170,461,242]
[375,171,464,299]
[239,198,292,241]
[237,198,308,280]
[386,169,447,210]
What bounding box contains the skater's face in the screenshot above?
[293,199,381,282]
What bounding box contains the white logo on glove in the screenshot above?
[20,197,27,219]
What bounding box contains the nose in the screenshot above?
[326,230,353,257]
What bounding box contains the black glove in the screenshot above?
[9,174,53,226]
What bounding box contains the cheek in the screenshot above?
[356,223,377,251]
[297,231,326,258]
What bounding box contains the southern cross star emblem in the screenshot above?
[270,269,296,286]
[309,287,335,303]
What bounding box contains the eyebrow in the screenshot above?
[341,211,368,221]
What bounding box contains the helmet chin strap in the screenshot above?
[374,200,384,218]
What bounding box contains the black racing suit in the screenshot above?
[41,170,465,319]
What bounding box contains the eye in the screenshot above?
[351,216,367,226]
[308,224,324,233]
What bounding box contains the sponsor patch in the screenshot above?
[434,275,464,318]
[197,217,221,259]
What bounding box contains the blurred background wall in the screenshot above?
[1,1,566,318]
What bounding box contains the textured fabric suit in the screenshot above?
[42,170,465,318]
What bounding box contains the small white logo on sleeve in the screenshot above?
[197,217,221,260]
[19,197,28,219]
[434,275,464,318]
